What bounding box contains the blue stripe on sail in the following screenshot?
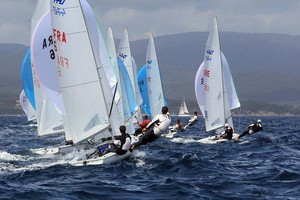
[118,58,137,115]
[21,48,35,110]
[137,64,150,115]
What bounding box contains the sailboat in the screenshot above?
[50,0,137,166]
[196,17,240,144]
[178,99,190,117]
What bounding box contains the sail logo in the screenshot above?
[53,29,67,43]
[53,6,66,16]
[53,0,65,4]
[206,49,214,55]
[118,53,127,60]
[147,60,152,65]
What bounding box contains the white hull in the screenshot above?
[69,135,139,166]
[162,130,177,138]
[197,133,239,144]
[70,151,131,166]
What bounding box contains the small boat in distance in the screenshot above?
[178,98,190,117]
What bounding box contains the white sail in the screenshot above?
[117,29,142,123]
[195,17,240,133]
[106,27,135,133]
[19,90,36,121]
[106,27,124,122]
[82,1,118,94]
[50,0,122,143]
[178,99,189,116]
[146,33,166,119]
[30,0,64,136]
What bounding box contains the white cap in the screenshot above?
[224,123,229,127]
[257,119,261,123]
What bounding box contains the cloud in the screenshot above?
[1,0,300,45]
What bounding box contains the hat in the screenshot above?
[257,119,261,123]
[224,123,229,128]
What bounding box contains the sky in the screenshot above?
[1,0,300,46]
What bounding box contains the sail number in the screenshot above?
[204,84,209,91]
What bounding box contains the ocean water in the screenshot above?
[0,115,300,200]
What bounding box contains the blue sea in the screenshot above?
[1,115,300,200]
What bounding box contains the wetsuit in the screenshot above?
[221,127,233,140]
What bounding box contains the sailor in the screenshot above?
[134,115,151,136]
[184,111,198,129]
[130,106,171,150]
[235,119,263,140]
[220,123,233,140]
[104,125,131,155]
[169,119,184,132]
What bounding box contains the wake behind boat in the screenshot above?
[195,17,241,144]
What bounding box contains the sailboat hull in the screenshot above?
[197,133,239,144]
[68,135,139,166]
[70,151,132,166]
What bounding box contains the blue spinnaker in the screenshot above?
[137,64,150,115]
[118,58,138,117]
[21,48,35,110]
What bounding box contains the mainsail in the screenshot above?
[146,33,167,119]
[117,28,142,123]
[50,0,122,143]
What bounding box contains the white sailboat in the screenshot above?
[50,0,136,165]
[196,17,240,144]
[178,99,190,117]
[146,33,167,119]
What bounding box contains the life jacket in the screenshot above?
[251,123,262,133]
[177,123,183,130]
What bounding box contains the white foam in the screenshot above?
[170,137,196,144]
[0,151,27,161]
